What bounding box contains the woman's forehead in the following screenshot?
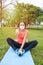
[20,22,25,25]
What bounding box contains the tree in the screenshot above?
[2,1,43,27]
[0,0,2,28]
[11,2,41,25]
[37,16,43,23]
[37,9,43,23]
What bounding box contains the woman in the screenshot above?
[7,21,38,55]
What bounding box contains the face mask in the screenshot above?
[19,26,25,30]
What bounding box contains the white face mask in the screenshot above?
[19,26,25,30]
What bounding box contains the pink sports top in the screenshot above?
[17,29,26,44]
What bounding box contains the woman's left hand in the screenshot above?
[18,48,22,54]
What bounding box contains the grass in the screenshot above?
[0,27,43,65]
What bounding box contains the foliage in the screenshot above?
[2,2,43,26]
[37,16,43,22]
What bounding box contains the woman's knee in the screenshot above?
[7,38,13,44]
[7,38,11,42]
[7,38,14,45]
[33,40,38,45]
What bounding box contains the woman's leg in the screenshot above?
[23,40,38,52]
[7,38,21,50]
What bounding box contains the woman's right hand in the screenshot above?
[18,48,22,54]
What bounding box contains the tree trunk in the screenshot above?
[0,0,2,28]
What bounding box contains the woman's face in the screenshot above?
[19,22,25,30]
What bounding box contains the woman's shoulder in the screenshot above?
[16,29,19,33]
[24,29,28,35]
[25,29,28,33]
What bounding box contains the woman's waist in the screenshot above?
[14,39,28,44]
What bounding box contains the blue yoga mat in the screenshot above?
[0,62,1,65]
[1,47,34,65]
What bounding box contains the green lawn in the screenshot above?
[0,27,43,65]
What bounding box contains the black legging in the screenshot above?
[7,38,38,52]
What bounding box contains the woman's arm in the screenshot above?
[15,29,19,38]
